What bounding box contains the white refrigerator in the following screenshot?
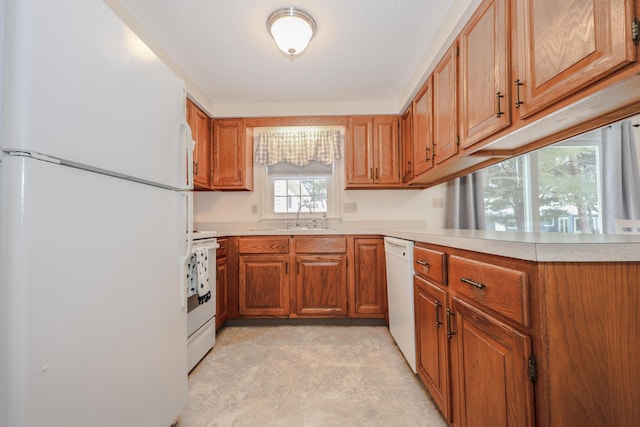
[0,0,192,426]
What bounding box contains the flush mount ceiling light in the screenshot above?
[267,7,317,57]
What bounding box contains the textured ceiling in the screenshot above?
[110,0,478,116]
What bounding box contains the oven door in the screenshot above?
[187,241,217,337]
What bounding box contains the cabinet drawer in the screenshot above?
[238,236,289,254]
[295,236,346,253]
[216,238,228,258]
[414,246,446,285]
[448,255,529,327]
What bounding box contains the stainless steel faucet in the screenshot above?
[296,203,313,228]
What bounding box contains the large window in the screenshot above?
[265,161,337,217]
[482,133,602,233]
[273,177,328,214]
[255,126,343,219]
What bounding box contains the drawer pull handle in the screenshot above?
[446,308,456,339]
[461,277,486,290]
[416,260,429,267]
[435,300,442,328]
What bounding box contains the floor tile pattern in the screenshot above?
[178,325,447,427]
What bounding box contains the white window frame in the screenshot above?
[483,133,602,234]
[260,161,342,220]
[253,125,344,223]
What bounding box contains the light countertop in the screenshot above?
[197,222,640,262]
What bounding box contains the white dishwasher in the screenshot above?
[384,237,417,373]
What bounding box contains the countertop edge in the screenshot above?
[204,227,640,262]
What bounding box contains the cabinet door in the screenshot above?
[414,277,451,421]
[239,255,290,316]
[215,257,227,329]
[433,44,458,164]
[295,255,348,316]
[212,118,253,190]
[373,117,400,184]
[513,0,636,119]
[186,99,211,189]
[401,106,414,182]
[459,0,510,149]
[450,296,535,427]
[352,238,387,317]
[412,78,434,176]
[346,117,374,185]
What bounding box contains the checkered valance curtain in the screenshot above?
[254,129,341,167]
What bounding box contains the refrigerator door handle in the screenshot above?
[181,121,194,191]
[179,191,193,308]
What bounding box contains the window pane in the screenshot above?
[274,196,288,213]
[537,146,599,233]
[274,179,288,196]
[287,180,301,197]
[271,177,329,215]
[482,157,527,231]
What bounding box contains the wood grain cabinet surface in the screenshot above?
[413,241,640,427]
[212,118,253,191]
[458,0,511,149]
[231,236,389,320]
[411,78,435,177]
[351,238,387,318]
[414,275,451,421]
[346,116,401,188]
[238,237,290,317]
[433,43,459,165]
[401,105,414,182]
[449,296,535,427]
[294,254,348,317]
[215,238,228,329]
[186,99,212,189]
[512,0,636,119]
[293,237,348,317]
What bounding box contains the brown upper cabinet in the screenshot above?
[406,0,639,187]
[186,99,212,189]
[459,0,511,149]
[346,116,401,188]
[412,78,434,176]
[212,118,253,191]
[401,105,414,182]
[433,43,459,164]
[512,0,636,119]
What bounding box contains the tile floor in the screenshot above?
[177,325,448,427]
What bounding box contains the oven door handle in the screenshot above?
[192,242,220,251]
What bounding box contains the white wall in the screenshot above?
[194,178,447,229]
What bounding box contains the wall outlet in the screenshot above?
[251,204,258,214]
[432,197,444,209]
[344,202,358,213]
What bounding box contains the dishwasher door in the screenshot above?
[384,237,416,373]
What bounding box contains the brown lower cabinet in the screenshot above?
[351,238,387,317]
[414,244,536,426]
[215,238,228,329]
[294,254,348,316]
[414,275,450,420]
[414,242,639,427]
[449,296,534,427]
[230,235,387,320]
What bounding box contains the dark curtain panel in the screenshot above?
[601,120,640,233]
[445,171,486,229]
